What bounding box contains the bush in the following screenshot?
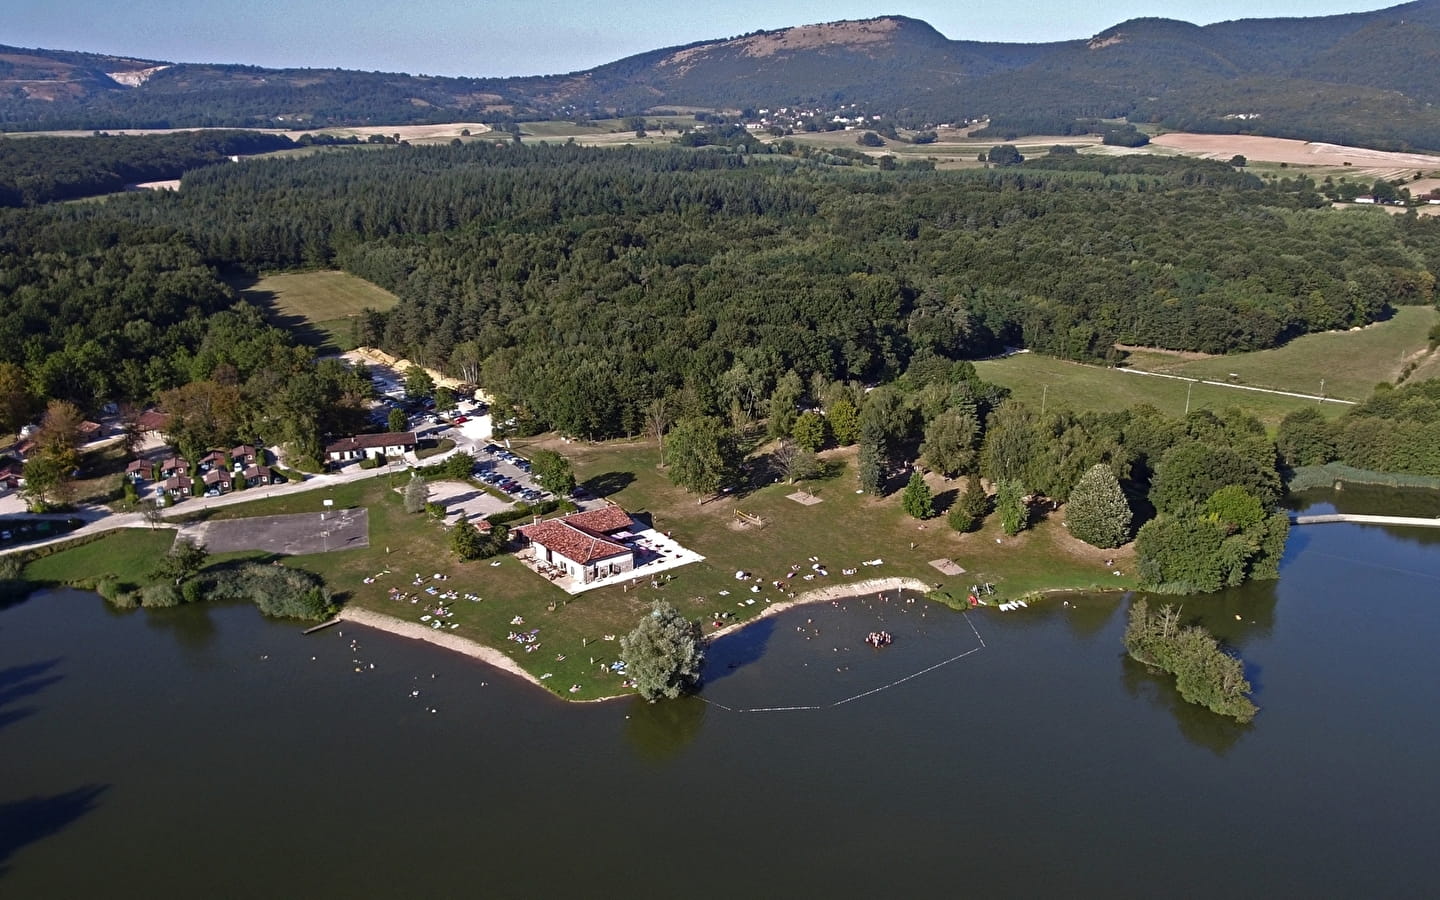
[425,501,446,519]
[359,456,383,470]
[181,580,205,604]
[140,582,183,608]
[106,590,140,610]
[487,498,567,526]
[206,563,335,621]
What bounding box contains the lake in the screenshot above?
[3,487,1438,897]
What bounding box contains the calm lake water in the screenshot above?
[3,487,1438,897]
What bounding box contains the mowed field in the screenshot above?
[1120,306,1440,401]
[973,353,1347,428]
[234,270,399,352]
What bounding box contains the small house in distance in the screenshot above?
[202,468,232,495]
[325,432,416,464]
[242,464,280,487]
[125,459,155,483]
[159,456,190,479]
[516,506,637,586]
[162,474,194,501]
[230,444,260,467]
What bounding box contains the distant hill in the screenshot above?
[7,2,1440,150]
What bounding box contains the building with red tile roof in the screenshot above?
[516,505,636,585]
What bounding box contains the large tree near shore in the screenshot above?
[621,601,704,701]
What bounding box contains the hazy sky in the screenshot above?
[8,1,1395,78]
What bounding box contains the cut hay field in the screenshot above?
[973,352,1346,428]
[232,270,400,352]
[1149,132,1440,179]
[1120,306,1440,401]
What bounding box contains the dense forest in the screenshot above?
[3,141,1439,445]
[0,130,295,206]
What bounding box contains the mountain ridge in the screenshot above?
[6,2,1440,150]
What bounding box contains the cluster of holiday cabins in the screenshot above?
[126,442,280,504]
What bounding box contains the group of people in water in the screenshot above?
[865,631,893,648]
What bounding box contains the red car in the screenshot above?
[453,415,469,424]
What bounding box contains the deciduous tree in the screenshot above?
[921,408,979,477]
[403,474,430,513]
[531,448,576,495]
[620,600,705,701]
[997,479,1029,536]
[666,416,740,497]
[1066,464,1133,548]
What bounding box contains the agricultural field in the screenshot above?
[974,352,1348,428]
[232,270,399,352]
[1118,306,1440,402]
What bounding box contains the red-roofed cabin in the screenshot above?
[516,506,636,585]
[137,409,171,433]
[125,459,155,483]
[159,456,189,479]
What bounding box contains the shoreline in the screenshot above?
[337,576,933,702]
[706,576,932,641]
[334,606,626,699]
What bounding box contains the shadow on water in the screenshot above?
[1183,579,1281,645]
[1120,654,1250,756]
[0,784,109,877]
[0,659,62,735]
[623,695,707,763]
[700,616,777,686]
[141,602,219,652]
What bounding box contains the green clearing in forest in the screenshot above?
[233,270,399,352]
[974,353,1346,429]
[1120,306,1440,401]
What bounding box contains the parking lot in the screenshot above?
[427,479,513,524]
[474,443,552,505]
[178,509,369,555]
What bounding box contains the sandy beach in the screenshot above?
[337,576,935,700]
[336,605,549,689]
[706,576,932,641]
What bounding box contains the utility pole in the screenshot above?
[1185,380,1194,415]
[1041,384,1048,415]
[1319,378,1325,401]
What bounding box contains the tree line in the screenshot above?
[0,130,295,206]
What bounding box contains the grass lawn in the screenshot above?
[231,270,400,352]
[974,353,1344,429]
[1119,306,1440,401]
[24,529,177,587]
[27,434,1137,701]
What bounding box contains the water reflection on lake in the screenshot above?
[1,489,1437,896]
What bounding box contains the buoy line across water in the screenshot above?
[700,610,987,714]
